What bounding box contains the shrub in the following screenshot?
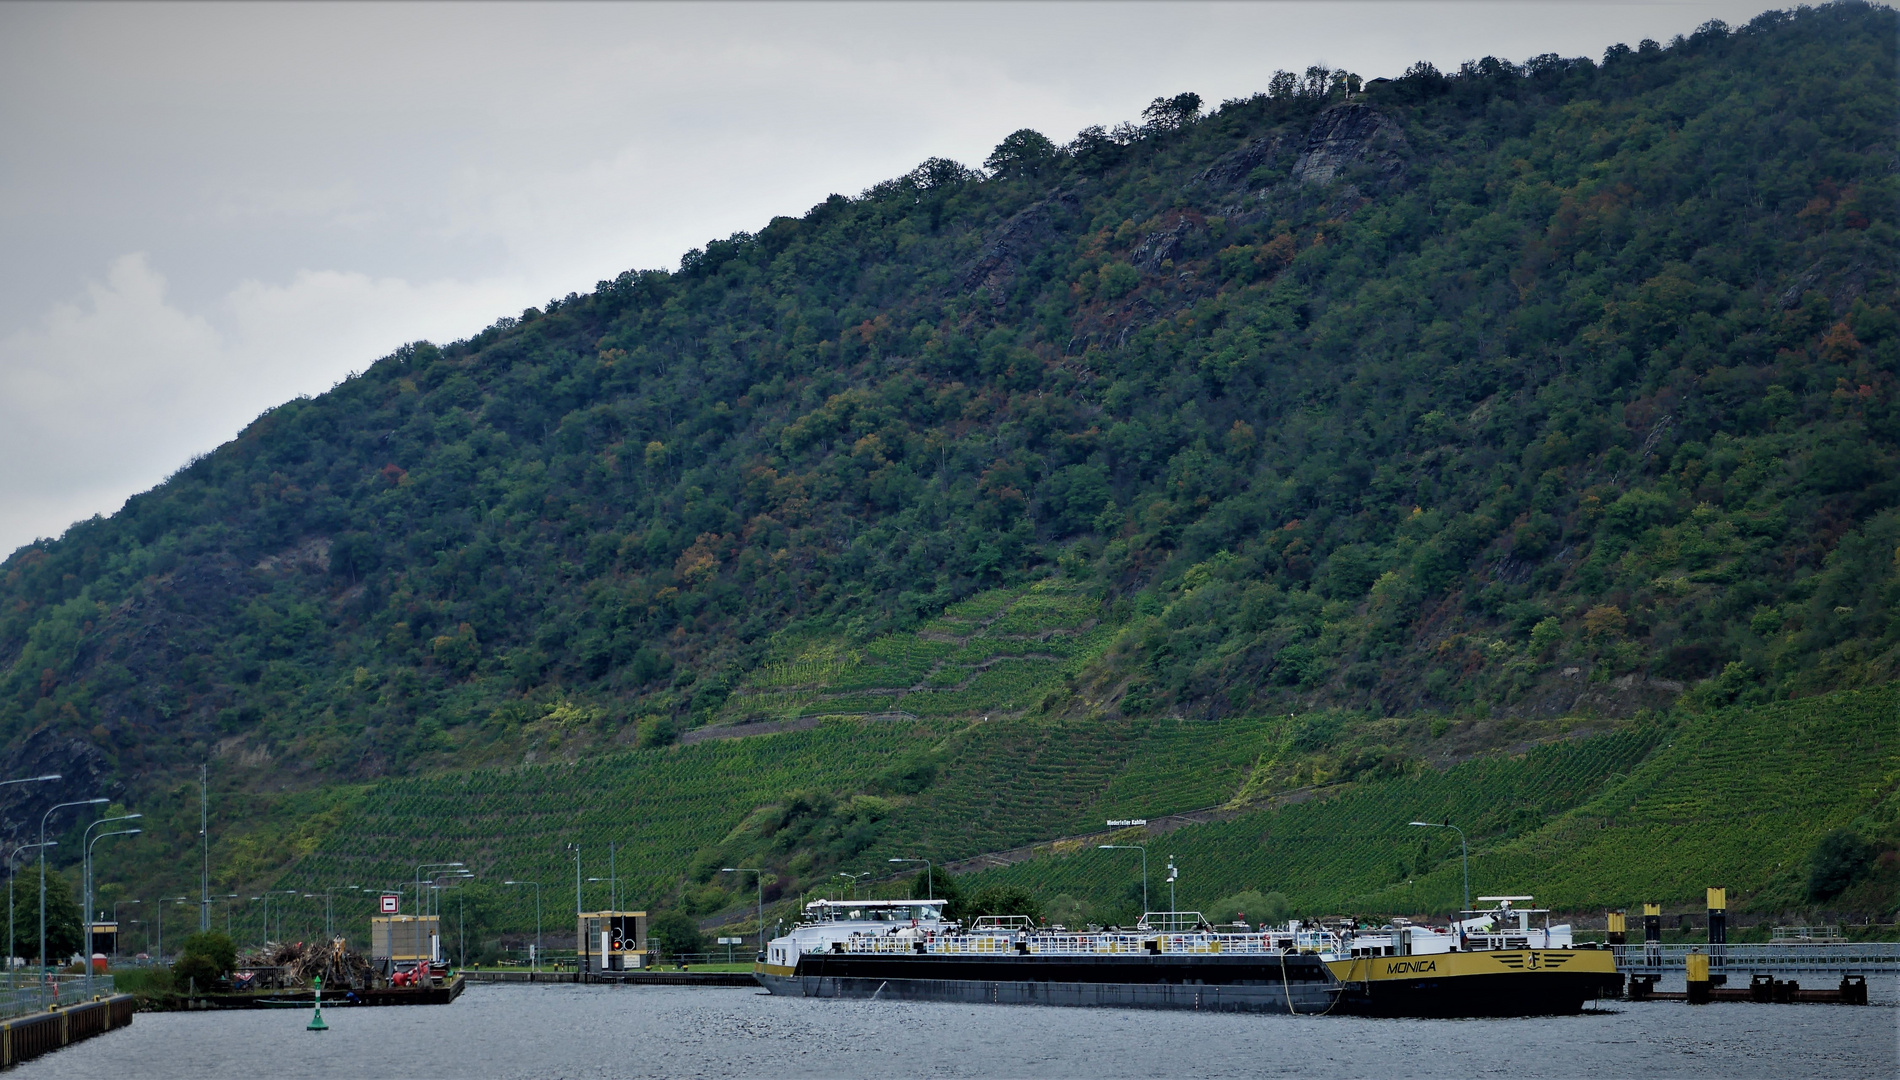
[171,930,236,991]
[1808,829,1877,901]
[1208,889,1290,927]
[647,910,704,957]
[966,885,1039,921]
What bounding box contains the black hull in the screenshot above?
[1338,971,1625,1017]
[765,952,1338,1014]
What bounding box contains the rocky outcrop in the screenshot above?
[1190,134,1288,190]
[0,727,124,849]
[1507,670,1685,720]
[963,191,1081,298]
[1130,219,1194,273]
[1292,104,1409,187]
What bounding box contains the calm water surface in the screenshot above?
[16,979,1899,1079]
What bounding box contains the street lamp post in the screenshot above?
[219,894,238,937]
[39,796,106,1004]
[414,862,464,916]
[0,775,60,992]
[836,872,870,899]
[111,899,140,965]
[6,842,54,992]
[155,895,188,962]
[567,845,586,972]
[1097,844,1149,917]
[83,826,141,995]
[82,815,142,955]
[720,868,764,956]
[1166,857,1179,916]
[887,858,933,900]
[504,881,542,973]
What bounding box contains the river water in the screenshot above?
[15,979,1898,1079]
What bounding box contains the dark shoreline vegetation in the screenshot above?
[1,4,1896,946]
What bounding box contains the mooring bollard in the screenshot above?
[1706,888,1728,987]
[1642,903,1663,977]
[1685,950,1711,1004]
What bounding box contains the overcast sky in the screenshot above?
[1,0,1775,557]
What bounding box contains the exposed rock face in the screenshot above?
[0,727,124,849]
[1131,220,1194,272]
[1292,104,1409,187]
[254,536,331,575]
[963,191,1081,297]
[1190,134,1288,190]
[1505,671,1685,720]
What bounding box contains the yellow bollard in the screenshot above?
[1685,950,1711,1004]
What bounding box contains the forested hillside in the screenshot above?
[0,5,1894,925]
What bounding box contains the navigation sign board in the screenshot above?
[717,936,743,945]
[1106,819,1148,827]
[380,893,400,914]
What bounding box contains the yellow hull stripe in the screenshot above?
[756,963,796,977]
[1324,950,1616,983]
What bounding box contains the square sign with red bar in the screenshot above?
[380,893,400,914]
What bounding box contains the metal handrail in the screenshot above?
[838,930,1342,957]
[1613,943,1900,971]
[0,973,112,1020]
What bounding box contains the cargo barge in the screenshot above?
[755,896,1621,1017]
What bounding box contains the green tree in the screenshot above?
[647,910,704,958]
[984,129,1058,179]
[1207,889,1289,927]
[966,885,1039,921]
[18,869,82,964]
[172,930,236,991]
[1808,829,1878,902]
[909,867,964,920]
[1141,92,1202,129]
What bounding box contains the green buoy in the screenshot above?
[308,975,329,1032]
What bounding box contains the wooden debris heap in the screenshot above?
[238,938,379,989]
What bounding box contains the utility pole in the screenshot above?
[200,763,210,931]
[570,845,584,973]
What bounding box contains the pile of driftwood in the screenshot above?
[238,938,378,990]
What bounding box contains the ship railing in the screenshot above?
[1611,942,1900,973]
[840,932,1332,957]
